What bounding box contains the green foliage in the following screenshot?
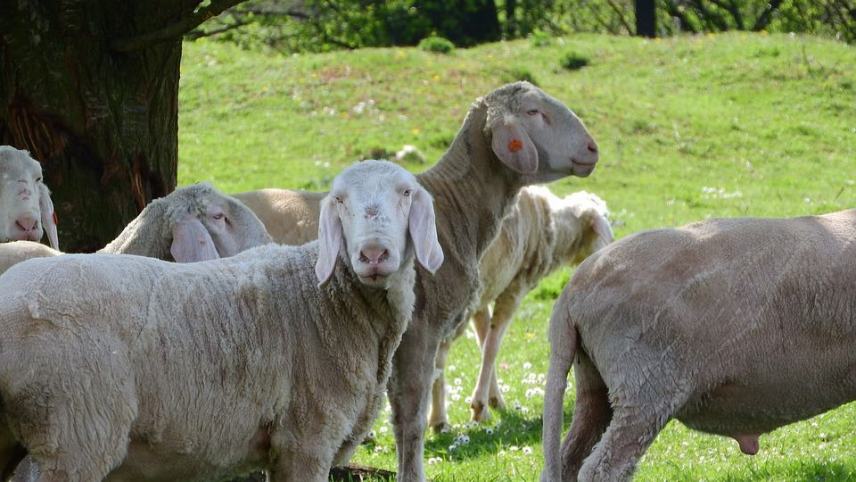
[501,66,538,85]
[528,29,553,47]
[419,35,455,54]
[178,33,856,480]
[559,50,589,70]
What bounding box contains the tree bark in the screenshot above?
[635,0,656,37]
[0,1,202,252]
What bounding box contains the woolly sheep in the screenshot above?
[0,182,273,275]
[429,187,613,430]
[226,82,600,481]
[541,209,856,481]
[0,160,443,482]
[0,146,58,250]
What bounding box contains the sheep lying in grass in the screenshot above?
[429,187,613,429]
[0,183,272,274]
[225,82,600,481]
[541,209,856,482]
[0,160,443,482]
[0,146,58,249]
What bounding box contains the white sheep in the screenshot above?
[0,160,443,482]
[429,187,613,429]
[541,209,856,482]
[0,146,58,250]
[0,182,273,274]
[224,82,600,481]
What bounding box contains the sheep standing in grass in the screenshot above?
[227,82,600,481]
[0,146,58,250]
[541,209,856,482]
[0,183,273,274]
[429,187,613,429]
[0,160,443,482]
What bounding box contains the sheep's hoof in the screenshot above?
[470,400,492,423]
[430,421,451,434]
[489,395,506,410]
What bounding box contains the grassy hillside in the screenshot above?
[178,33,856,481]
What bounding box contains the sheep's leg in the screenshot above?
[428,337,452,433]
[560,351,612,481]
[470,294,520,422]
[576,395,679,482]
[388,314,442,482]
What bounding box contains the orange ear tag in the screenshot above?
[508,139,523,153]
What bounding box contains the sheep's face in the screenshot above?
[197,194,273,257]
[169,185,273,263]
[0,147,58,249]
[487,82,599,184]
[315,160,443,288]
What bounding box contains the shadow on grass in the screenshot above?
[422,408,546,462]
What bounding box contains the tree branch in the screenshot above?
[111,0,249,52]
[605,0,634,34]
[186,18,250,40]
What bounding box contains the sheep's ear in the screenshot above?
[37,183,59,250]
[315,198,343,286]
[408,186,444,274]
[170,214,220,262]
[491,117,538,174]
[591,213,614,246]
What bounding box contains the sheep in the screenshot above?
[0,146,58,250]
[0,160,444,482]
[232,188,324,245]
[541,209,856,482]
[227,82,600,481]
[428,187,613,430]
[0,182,273,275]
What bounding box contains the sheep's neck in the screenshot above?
[418,101,521,258]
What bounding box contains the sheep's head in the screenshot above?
[315,160,444,288]
[484,82,599,183]
[166,183,274,262]
[0,146,59,250]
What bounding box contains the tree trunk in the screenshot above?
[0,1,196,252]
[635,0,657,37]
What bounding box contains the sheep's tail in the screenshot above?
[540,298,578,482]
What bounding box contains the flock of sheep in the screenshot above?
[0,81,852,482]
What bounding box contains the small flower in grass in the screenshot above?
[451,393,461,401]
[455,434,471,445]
[522,446,533,455]
[454,377,462,386]
[485,427,495,435]
[368,430,376,439]
[513,401,523,411]
[374,445,384,453]
[448,443,458,452]
[428,457,443,465]
[523,362,532,370]
[465,396,472,404]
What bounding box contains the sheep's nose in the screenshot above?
[15,215,37,232]
[359,245,389,265]
[587,141,598,153]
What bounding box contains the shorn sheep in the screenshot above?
[429,187,613,429]
[0,160,443,481]
[541,209,856,482]
[230,82,599,481]
[0,182,273,274]
[0,146,58,250]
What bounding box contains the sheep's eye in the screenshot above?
[402,189,412,197]
[35,177,42,183]
[526,109,539,116]
[212,213,225,220]
[335,196,343,204]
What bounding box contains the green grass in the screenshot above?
[178,32,856,481]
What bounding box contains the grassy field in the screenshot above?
[178,32,856,481]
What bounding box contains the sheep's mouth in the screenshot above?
[358,273,390,286]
